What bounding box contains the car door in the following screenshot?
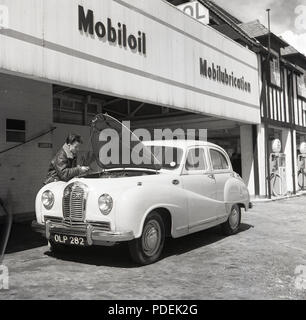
[180,147,219,233]
[208,148,233,208]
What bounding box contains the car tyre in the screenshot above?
[221,204,241,236]
[128,211,165,265]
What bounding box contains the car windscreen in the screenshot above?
[144,146,183,170]
[89,114,161,170]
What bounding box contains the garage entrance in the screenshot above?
[52,85,244,179]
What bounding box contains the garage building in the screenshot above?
[0,0,260,220]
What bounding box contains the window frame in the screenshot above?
[269,56,282,89]
[53,96,100,126]
[208,147,232,173]
[182,146,209,175]
[297,71,306,100]
[6,119,26,143]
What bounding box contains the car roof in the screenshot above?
[143,140,224,150]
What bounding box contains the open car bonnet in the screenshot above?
[88,114,161,171]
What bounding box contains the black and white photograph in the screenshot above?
[0,0,306,304]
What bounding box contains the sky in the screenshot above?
[213,0,306,55]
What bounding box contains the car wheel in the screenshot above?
[221,204,241,236]
[128,212,165,265]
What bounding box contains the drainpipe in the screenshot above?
[265,9,272,199]
[288,70,297,194]
[264,62,272,199]
[291,126,297,195]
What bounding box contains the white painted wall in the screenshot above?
[293,129,298,192]
[240,125,255,196]
[256,123,267,197]
[0,73,53,216]
[282,128,293,193]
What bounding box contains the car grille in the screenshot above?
[87,221,111,231]
[63,182,88,222]
[44,216,111,232]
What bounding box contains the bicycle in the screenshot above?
[298,170,306,190]
[267,171,284,197]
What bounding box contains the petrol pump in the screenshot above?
[269,139,287,196]
[297,142,306,190]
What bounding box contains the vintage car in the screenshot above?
[32,114,251,265]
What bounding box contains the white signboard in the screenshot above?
[300,142,306,154]
[272,139,282,153]
[177,1,209,25]
[0,0,260,124]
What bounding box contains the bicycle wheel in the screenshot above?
[298,171,306,190]
[271,173,282,197]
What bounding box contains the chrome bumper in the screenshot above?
[31,220,134,245]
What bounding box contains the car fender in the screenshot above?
[224,177,250,214]
[35,182,67,223]
[115,183,189,239]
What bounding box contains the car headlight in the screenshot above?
[98,194,113,215]
[41,190,55,210]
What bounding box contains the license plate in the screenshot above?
[51,234,87,247]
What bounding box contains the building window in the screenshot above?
[53,97,100,126]
[6,119,26,143]
[297,71,306,99]
[270,57,281,88]
[53,98,84,125]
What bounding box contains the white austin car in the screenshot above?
[33,114,251,265]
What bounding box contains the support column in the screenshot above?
[240,125,255,196]
[292,129,298,192]
[281,128,295,193]
[257,123,267,197]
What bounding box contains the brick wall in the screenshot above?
[0,73,53,217]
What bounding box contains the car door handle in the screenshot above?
[208,174,215,180]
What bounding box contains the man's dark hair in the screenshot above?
[66,133,83,145]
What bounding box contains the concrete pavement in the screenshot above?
[1,196,306,300]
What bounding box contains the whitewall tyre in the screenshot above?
[221,204,241,236]
[128,212,165,265]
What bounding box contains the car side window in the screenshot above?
[210,149,229,170]
[185,148,207,171]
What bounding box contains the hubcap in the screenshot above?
[229,208,240,230]
[142,220,161,257]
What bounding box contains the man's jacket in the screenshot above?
[44,144,81,185]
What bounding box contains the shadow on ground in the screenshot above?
[1,221,47,254]
[44,223,254,268]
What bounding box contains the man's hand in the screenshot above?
[79,166,90,174]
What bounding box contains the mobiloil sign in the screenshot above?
[78,5,147,55]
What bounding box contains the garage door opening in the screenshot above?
[52,84,253,190]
